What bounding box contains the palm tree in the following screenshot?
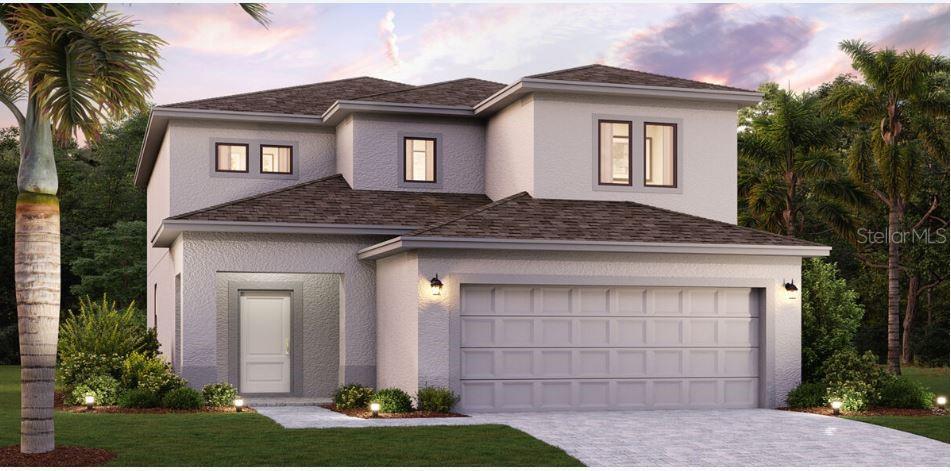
[738,84,869,238]
[824,40,949,374]
[0,3,269,454]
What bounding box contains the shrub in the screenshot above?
[334,384,374,409]
[371,388,413,413]
[162,387,203,410]
[118,388,161,408]
[416,386,459,413]
[826,380,872,412]
[69,374,121,406]
[121,351,185,395]
[58,295,152,360]
[59,352,124,390]
[202,383,238,407]
[786,382,827,408]
[820,349,888,406]
[801,259,865,381]
[875,375,934,409]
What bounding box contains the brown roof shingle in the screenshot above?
[528,64,753,93]
[408,192,820,247]
[354,78,507,107]
[171,174,492,227]
[163,77,413,116]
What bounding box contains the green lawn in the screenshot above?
[0,367,581,466]
[846,366,950,443]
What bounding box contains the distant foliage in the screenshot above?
[415,386,459,413]
[371,388,413,413]
[202,383,238,407]
[333,384,374,409]
[58,295,150,360]
[68,221,147,306]
[801,259,865,381]
[69,375,121,406]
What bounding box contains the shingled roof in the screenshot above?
[528,64,753,93]
[171,174,492,227]
[407,192,821,247]
[163,77,413,116]
[354,78,507,107]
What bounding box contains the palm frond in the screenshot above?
[0,61,26,126]
[239,3,271,28]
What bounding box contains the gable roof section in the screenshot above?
[527,64,754,93]
[354,78,507,107]
[170,174,492,227]
[163,77,413,116]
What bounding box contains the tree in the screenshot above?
[0,3,269,454]
[69,221,147,307]
[801,258,865,381]
[738,84,869,237]
[824,40,949,374]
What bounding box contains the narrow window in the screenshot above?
[404,137,436,182]
[598,120,632,185]
[261,145,293,174]
[152,283,158,328]
[644,123,676,187]
[215,143,248,172]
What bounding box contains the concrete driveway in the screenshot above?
[258,406,950,467]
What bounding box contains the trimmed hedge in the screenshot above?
[162,387,203,410]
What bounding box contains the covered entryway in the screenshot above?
[240,291,292,393]
[459,285,761,411]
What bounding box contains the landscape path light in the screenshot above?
[830,400,843,416]
[84,394,95,411]
[936,395,947,410]
[234,397,245,413]
[370,402,381,418]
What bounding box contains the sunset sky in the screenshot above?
[0,2,948,130]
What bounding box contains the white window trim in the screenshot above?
[590,114,684,194]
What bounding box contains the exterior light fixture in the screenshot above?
[369,402,381,418]
[430,274,443,296]
[84,394,95,411]
[234,398,245,413]
[936,396,947,410]
[830,400,843,416]
[783,279,799,299]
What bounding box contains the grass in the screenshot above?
[845,366,950,444]
[0,367,581,466]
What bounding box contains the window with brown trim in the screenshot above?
[598,120,632,185]
[261,145,293,174]
[215,143,249,173]
[404,137,436,182]
[644,123,676,187]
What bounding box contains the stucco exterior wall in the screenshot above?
[532,93,740,223]
[377,249,802,408]
[485,95,535,200]
[167,119,336,216]
[336,116,355,186]
[179,232,387,389]
[146,131,176,357]
[350,113,485,193]
[375,252,420,395]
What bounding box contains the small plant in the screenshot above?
[59,295,151,359]
[121,351,185,395]
[202,382,238,407]
[69,374,121,406]
[875,375,933,409]
[819,349,888,408]
[58,352,124,390]
[118,388,161,408]
[825,380,871,412]
[786,382,827,408]
[371,387,413,413]
[416,386,459,413]
[162,386,203,410]
[333,384,374,409]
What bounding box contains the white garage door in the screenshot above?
[459,285,761,411]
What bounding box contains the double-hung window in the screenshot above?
[598,120,632,185]
[404,137,436,183]
[215,143,249,173]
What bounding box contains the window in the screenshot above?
[404,137,436,182]
[644,123,676,187]
[598,120,632,185]
[215,143,248,172]
[261,145,292,174]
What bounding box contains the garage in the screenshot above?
[459,284,762,411]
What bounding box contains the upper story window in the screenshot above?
[261,145,292,174]
[404,137,436,183]
[216,143,249,173]
[644,123,676,187]
[598,120,632,185]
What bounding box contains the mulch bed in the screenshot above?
[320,404,467,419]
[0,445,115,467]
[783,406,947,417]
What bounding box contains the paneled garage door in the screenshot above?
[459,285,761,411]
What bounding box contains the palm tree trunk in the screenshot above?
[16,99,60,454]
[901,274,919,365]
[886,204,901,374]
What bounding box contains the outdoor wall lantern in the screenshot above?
[783,279,799,299]
[430,274,444,296]
[84,394,95,411]
[830,400,843,416]
[234,397,245,413]
[370,402,381,418]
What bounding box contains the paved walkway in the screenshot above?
[257,406,950,467]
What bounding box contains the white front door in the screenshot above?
[240,291,291,394]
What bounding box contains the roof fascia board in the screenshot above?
[358,236,831,260]
[475,78,763,115]
[321,100,475,125]
[152,219,414,247]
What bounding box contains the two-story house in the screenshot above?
[137,64,829,412]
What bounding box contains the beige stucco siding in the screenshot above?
[336,116,355,186]
[146,131,176,357]
[485,95,535,200]
[375,252,421,395]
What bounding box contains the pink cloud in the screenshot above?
[379,10,400,66]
